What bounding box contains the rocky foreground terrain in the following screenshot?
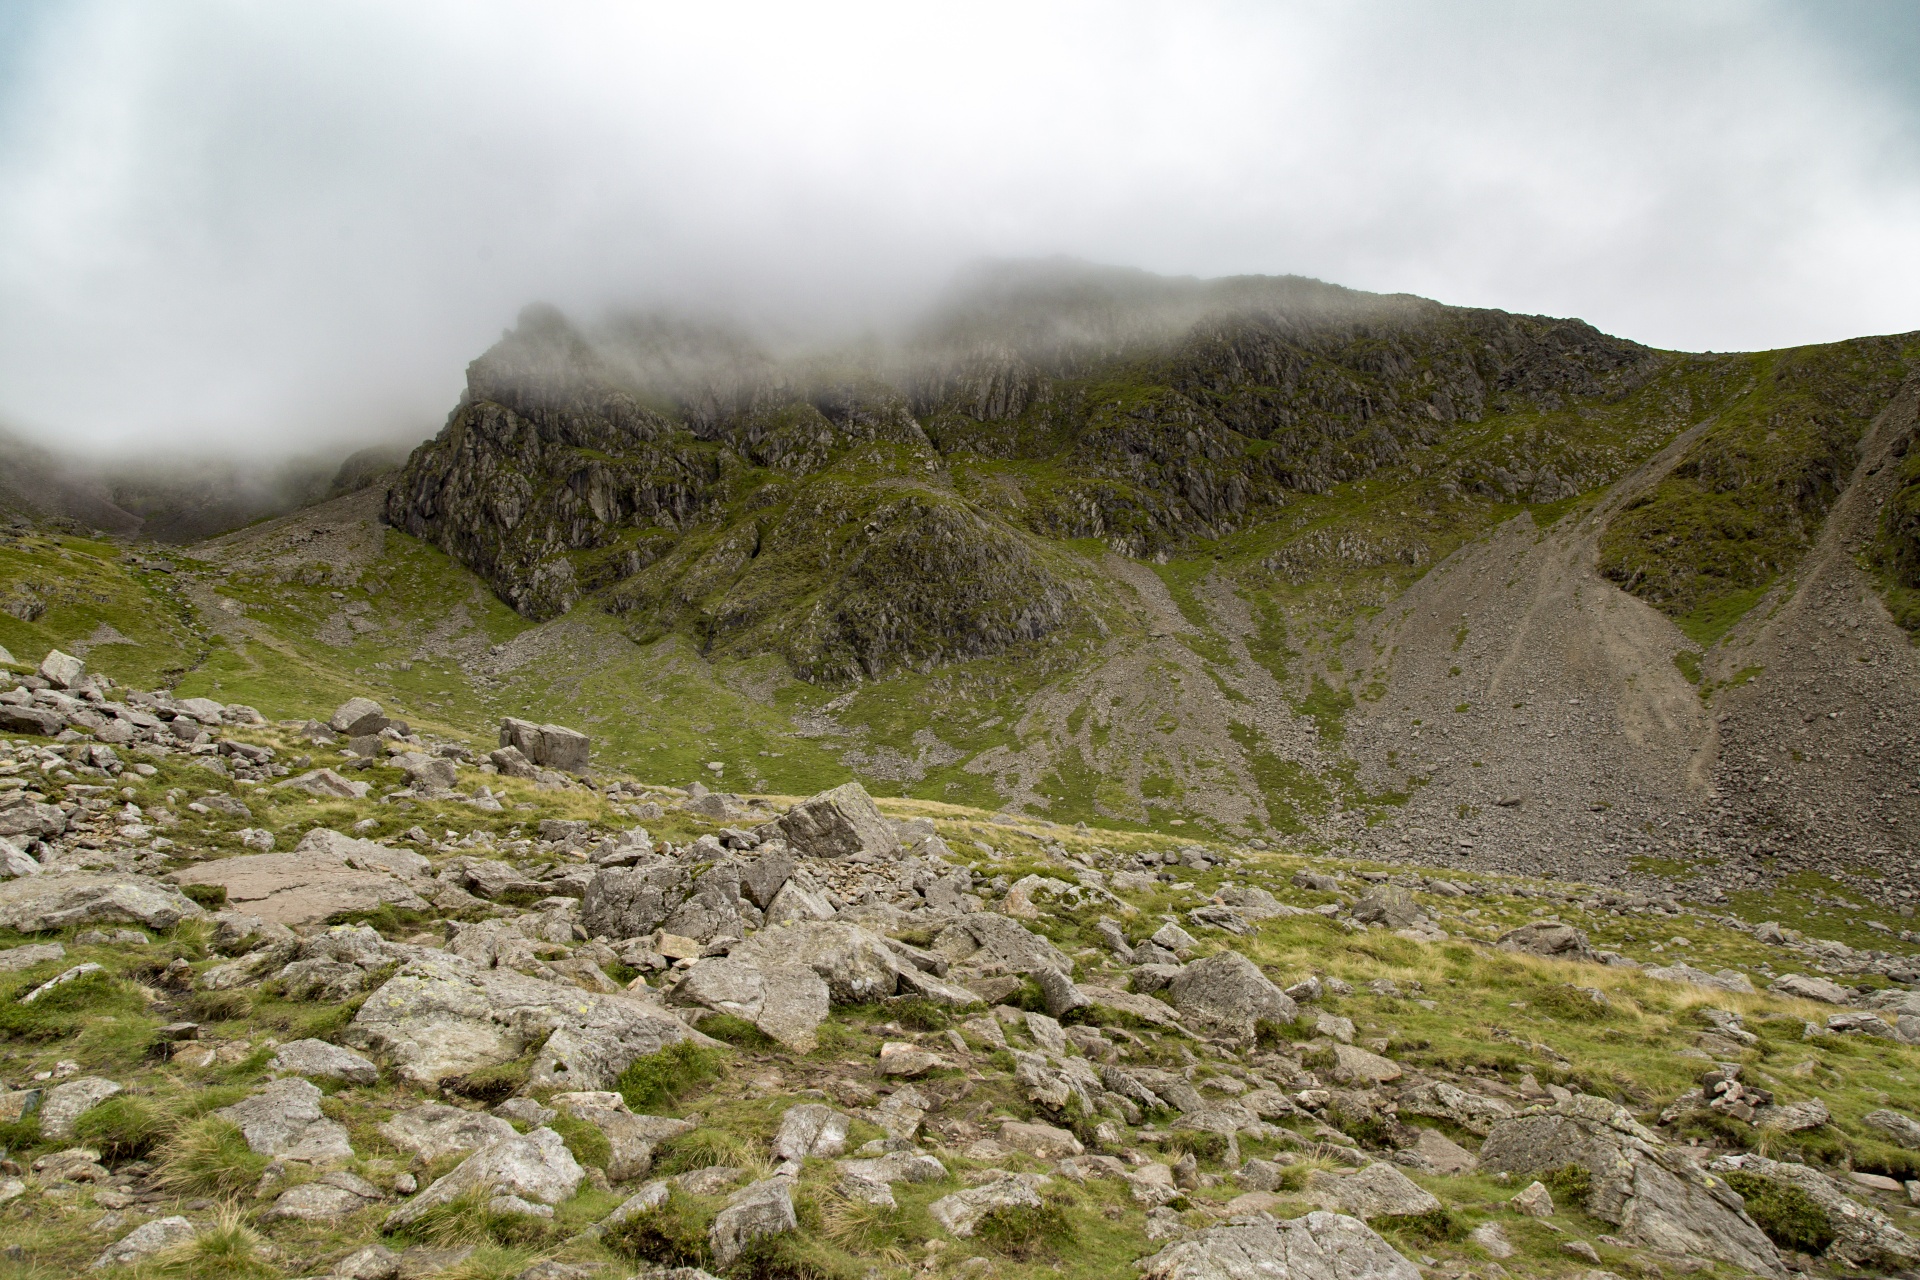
[2,646,1920,1280]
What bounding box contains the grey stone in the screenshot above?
[1771,973,1852,1005]
[38,650,84,690]
[0,872,205,932]
[91,1215,195,1270]
[1350,886,1425,929]
[377,1102,518,1162]
[329,697,389,736]
[1404,1127,1477,1174]
[549,1092,693,1183]
[0,838,39,879]
[1150,922,1198,952]
[929,1172,1046,1237]
[1138,1209,1422,1280]
[40,1077,123,1140]
[739,850,794,911]
[0,941,62,972]
[581,864,692,940]
[763,868,837,925]
[330,1243,402,1279]
[772,1104,851,1161]
[271,1038,378,1085]
[1715,1154,1920,1271]
[346,953,703,1090]
[999,1120,1082,1159]
[670,956,830,1052]
[168,829,430,927]
[1498,921,1598,963]
[385,1127,585,1230]
[1032,966,1091,1019]
[396,753,458,794]
[778,782,900,859]
[500,716,590,774]
[1394,1081,1515,1135]
[1864,1108,1920,1150]
[1332,1044,1403,1084]
[275,767,372,799]
[216,1077,355,1161]
[709,1176,797,1267]
[1307,1162,1442,1218]
[1478,1093,1783,1276]
[1755,1097,1830,1132]
[931,913,1072,973]
[1166,950,1298,1042]
[731,920,903,1004]
[837,1150,947,1185]
[266,1171,385,1222]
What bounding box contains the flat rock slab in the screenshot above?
[0,873,205,933]
[346,952,701,1090]
[167,828,430,927]
[1140,1211,1422,1280]
[670,955,830,1052]
[93,1215,196,1269]
[377,1102,518,1163]
[271,1038,378,1085]
[1308,1162,1441,1218]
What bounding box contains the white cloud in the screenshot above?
[0,0,1914,455]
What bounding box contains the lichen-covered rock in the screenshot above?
[1138,1209,1422,1280]
[550,1092,693,1182]
[1395,1080,1516,1135]
[91,1215,195,1270]
[1350,886,1425,929]
[1714,1153,1920,1271]
[270,1038,379,1085]
[772,1104,851,1161]
[929,1172,1046,1237]
[500,717,590,774]
[1498,921,1598,962]
[778,782,900,859]
[581,864,692,941]
[168,830,430,927]
[731,920,904,1005]
[1479,1093,1783,1277]
[1166,950,1297,1042]
[384,1128,584,1230]
[345,953,701,1089]
[669,956,830,1051]
[377,1102,519,1162]
[1307,1162,1440,1218]
[930,913,1071,973]
[1770,973,1852,1005]
[216,1077,355,1162]
[1863,1107,1920,1149]
[709,1176,797,1266]
[39,1077,122,1140]
[0,873,204,932]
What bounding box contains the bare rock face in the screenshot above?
[1307,1162,1440,1218]
[1478,1093,1783,1277]
[931,913,1071,973]
[384,1128,584,1230]
[1770,973,1852,1005]
[1165,950,1298,1042]
[345,953,701,1089]
[168,830,431,927]
[270,1039,378,1085]
[929,1172,1047,1237]
[1498,921,1598,963]
[730,921,905,1005]
[778,783,900,860]
[500,716,590,774]
[772,1104,850,1161]
[0,873,205,933]
[377,1102,520,1162]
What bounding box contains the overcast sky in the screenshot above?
[1,1,1916,458]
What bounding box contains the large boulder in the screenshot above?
[930,913,1071,974]
[215,1078,354,1162]
[929,1172,1046,1237]
[778,782,899,859]
[270,1039,378,1085]
[378,1102,519,1162]
[1770,973,1852,1005]
[772,1104,851,1161]
[1395,1080,1515,1136]
[710,1176,798,1267]
[1863,1108,1920,1150]
[168,829,430,927]
[1166,951,1297,1042]
[1479,1094,1783,1277]
[37,650,84,689]
[550,1092,694,1183]
[1139,1210,1421,1280]
[580,864,692,941]
[0,873,205,933]
[1498,921,1599,963]
[499,717,590,774]
[764,868,837,925]
[1349,886,1425,929]
[730,921,905,1005]
[0,708,62,738]
[345,953,702,1089]
[1712,1153,1920,1271]
[275,768,371,800]
[669,956,831,1052]
[384,1128,584,1230]
[1307,1163,1440,1218]
[328,697,389,735]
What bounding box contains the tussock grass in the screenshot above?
[155,1117,268,1198]
[154,1204,275,1279]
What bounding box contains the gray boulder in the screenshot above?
[581,864,692,941]
[0,873,205,933]
[739,850,794,910]
[1863,1108,1920,1150]
[772,1104,851,1161]
[1712,1153,1920,1271]
[1166,950,1297,1042]
[0,796,65,836]
[930,913,1071,973]
[0,941,63,972]
[550,1091,694,1182]
[270,1038,378,1085]
[265,1170,385,1222]
[1139,1210,1421,1280]
[1478,1093,1782,1277]
[0,707,63,738]
[1350,886,1425,929]
[1307,1162,1441,1218]
[40,1077,123,1140]
[731,920,903,1005]
[929,1172,1046,1237]
[500,716,590,774]
[709,1176,797,1266]
[778,782,899,859]
[329,697,389,735]
[669,956,830,1052]
[1395,1080,1515,1136]
[1498,921,1598,963]
[385,1128,584,1230]
[38,650,84,689]
[1770,973,1852,1005]
[168,830,430,928]
[0,837,39,878]
[91,1216,196,1270]
[215,1078,353,1162]
[377,1102,519,1162]
[396,752,458,795]
[345,953,701,1089]
[763,869,837,925]
[275,767,372,799]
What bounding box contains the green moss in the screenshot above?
[1722,1172,1835,1255]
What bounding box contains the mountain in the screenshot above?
[2,260,1916,904]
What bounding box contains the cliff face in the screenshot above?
[385,267,1665,678]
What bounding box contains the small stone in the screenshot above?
[879,1041,943,1077]
[1511,1180,1555,1217]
